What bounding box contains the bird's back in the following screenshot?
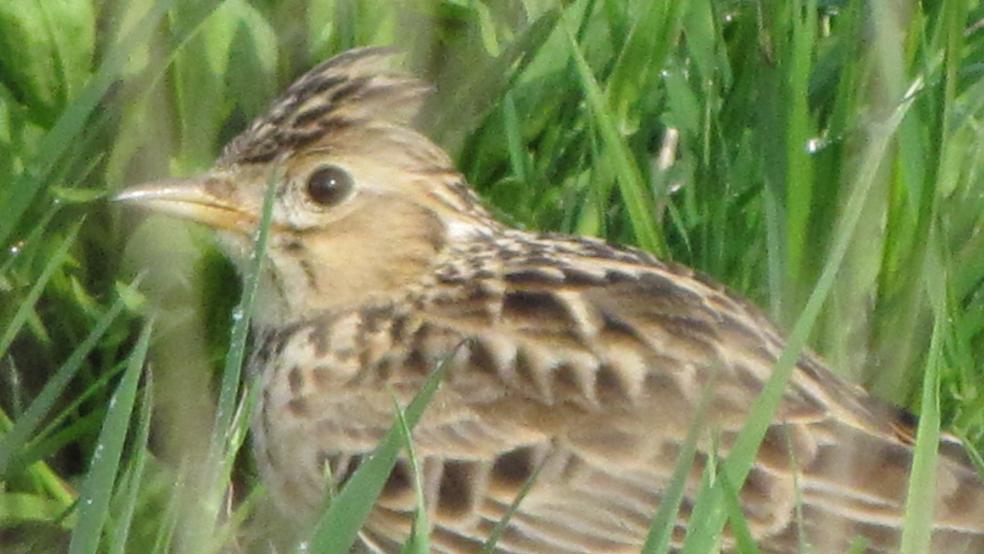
[253,229,984,553]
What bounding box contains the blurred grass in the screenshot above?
[2,0,984,552]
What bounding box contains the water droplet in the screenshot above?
[296,541,310,553]
[231,308,245,323]
[805,137,826,154]
[8,241,24,256]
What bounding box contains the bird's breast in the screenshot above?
[246,299,467,514]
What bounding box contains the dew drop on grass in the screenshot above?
[92,444,104,462]
[805,137,827,154]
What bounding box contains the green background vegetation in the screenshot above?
[2,0,984,552]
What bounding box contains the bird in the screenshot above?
[115,47,984,553]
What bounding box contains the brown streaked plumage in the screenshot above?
[116,48,984,553]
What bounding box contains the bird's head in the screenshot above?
[116,48,499,326]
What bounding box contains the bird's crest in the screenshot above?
[218,47,432,166]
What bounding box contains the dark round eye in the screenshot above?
[305,165,354,206]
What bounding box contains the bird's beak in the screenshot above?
[113,176,255,233]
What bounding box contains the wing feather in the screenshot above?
[258,232,984,552]
[391,234,984,552]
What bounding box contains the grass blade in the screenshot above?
[681,84,915,554]
[0,221,80,360]
[717,461,762,554]
[0,0,175,247]
[480,455,545,553]
[608,0,686,129]
[150,460,187,554]
[782,0,818,310]
[304,342,462,554]
[899,229,946,554]
[191,164,280,546]
[641,370,718,554]
[0,256,131,477]
[394,398,429,554]
[0,492,72,526]
[67,318,153,554]
[563,17,666,256]
[107,370,154,554]
[206,168,278,463]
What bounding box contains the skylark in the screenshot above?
[116,48,984,553]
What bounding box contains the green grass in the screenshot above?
[3,1,984,552]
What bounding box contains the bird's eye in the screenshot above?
[305,165,354,206]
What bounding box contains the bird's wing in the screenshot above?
[356,233,984,553]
